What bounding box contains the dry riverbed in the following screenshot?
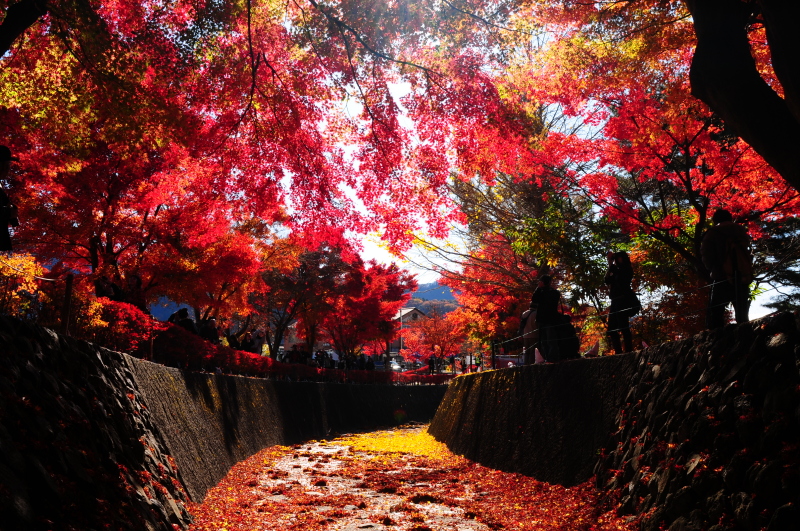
[187,424,633,531]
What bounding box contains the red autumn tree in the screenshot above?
[322,259,416,359]
[1,0,549,257]
[516,0,800,193]
[438,233,539,342]
[249,244,349,358]
[399,304,467,367]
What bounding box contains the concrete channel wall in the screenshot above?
[126,358,447,502]
[428,352,637,486]
[0,316,447,530]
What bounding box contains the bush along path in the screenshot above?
[188,424,633,531]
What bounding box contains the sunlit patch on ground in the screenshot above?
[187,424,634,530]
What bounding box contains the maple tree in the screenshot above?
[0,1,547,338]
[516,0,800,193]
[427,173,613,351]
[0,251,44,316]
[249,244,348,358]
[515,2,800,329]
[3,0,800,344]
[83,297,166,355]
[0,0,542,256]
[399,303,467,366]
[408,1,800,339]
[322,259,415,359]
[437,234,536,342]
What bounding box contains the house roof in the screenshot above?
[394,307,426,320]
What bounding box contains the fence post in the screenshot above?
[60,273,74,336]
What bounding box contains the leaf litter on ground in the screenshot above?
[187,424,634,531]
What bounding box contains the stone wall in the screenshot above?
[0,316,191,531]
[430,313,800,531]
[428,353,637,486]
[126,359,447,502]
[594,314,800,531]
[0,316,447,529]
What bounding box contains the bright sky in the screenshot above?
[359,235,442,284]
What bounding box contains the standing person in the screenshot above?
[168,308,198,335]
[518,300,538,365]
[200,318,221,345]
[95,274,123,300]
[529,275,561,362]
[0,145,19,252]
[239,332,255,353]
[701,208,752,328]
[604,251,637,354]
[252,330,266,355]
[225,327,241,350]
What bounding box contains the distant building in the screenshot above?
[390,307,426,355]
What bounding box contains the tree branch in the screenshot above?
[0,0,47,57]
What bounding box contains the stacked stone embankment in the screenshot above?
[0,316,191,531]
[0,315,448,529]
[430,313,800,531]
[595,313,800,531]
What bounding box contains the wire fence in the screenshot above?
[493,280,784,364]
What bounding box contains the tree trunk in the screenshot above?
[0,0,47,57]
[684,0,800,192]
[758,0,800,122]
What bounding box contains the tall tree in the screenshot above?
[519,0,800,193]
[249,244,348,358]
[1,1,544,255]
[322,259,416,359]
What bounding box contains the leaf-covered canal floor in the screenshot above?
[188,424,634,531]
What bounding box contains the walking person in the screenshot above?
[0,146,20,253]
[529,275,561,362]
[604,251,638,354]
[701,208,752,328]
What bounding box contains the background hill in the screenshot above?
[406,280,458,315]
[411,281,456,301]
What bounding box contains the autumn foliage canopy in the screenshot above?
[2,1,800,352]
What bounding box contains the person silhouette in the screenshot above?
[701,208,752,328]
[604,251,637,353]
[0,145,20,252]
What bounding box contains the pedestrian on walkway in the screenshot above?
[530,275,561,362]
[701,209,752,328]
[604,251,638,354]
[518,299,538,365]
[0,145,20,252]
